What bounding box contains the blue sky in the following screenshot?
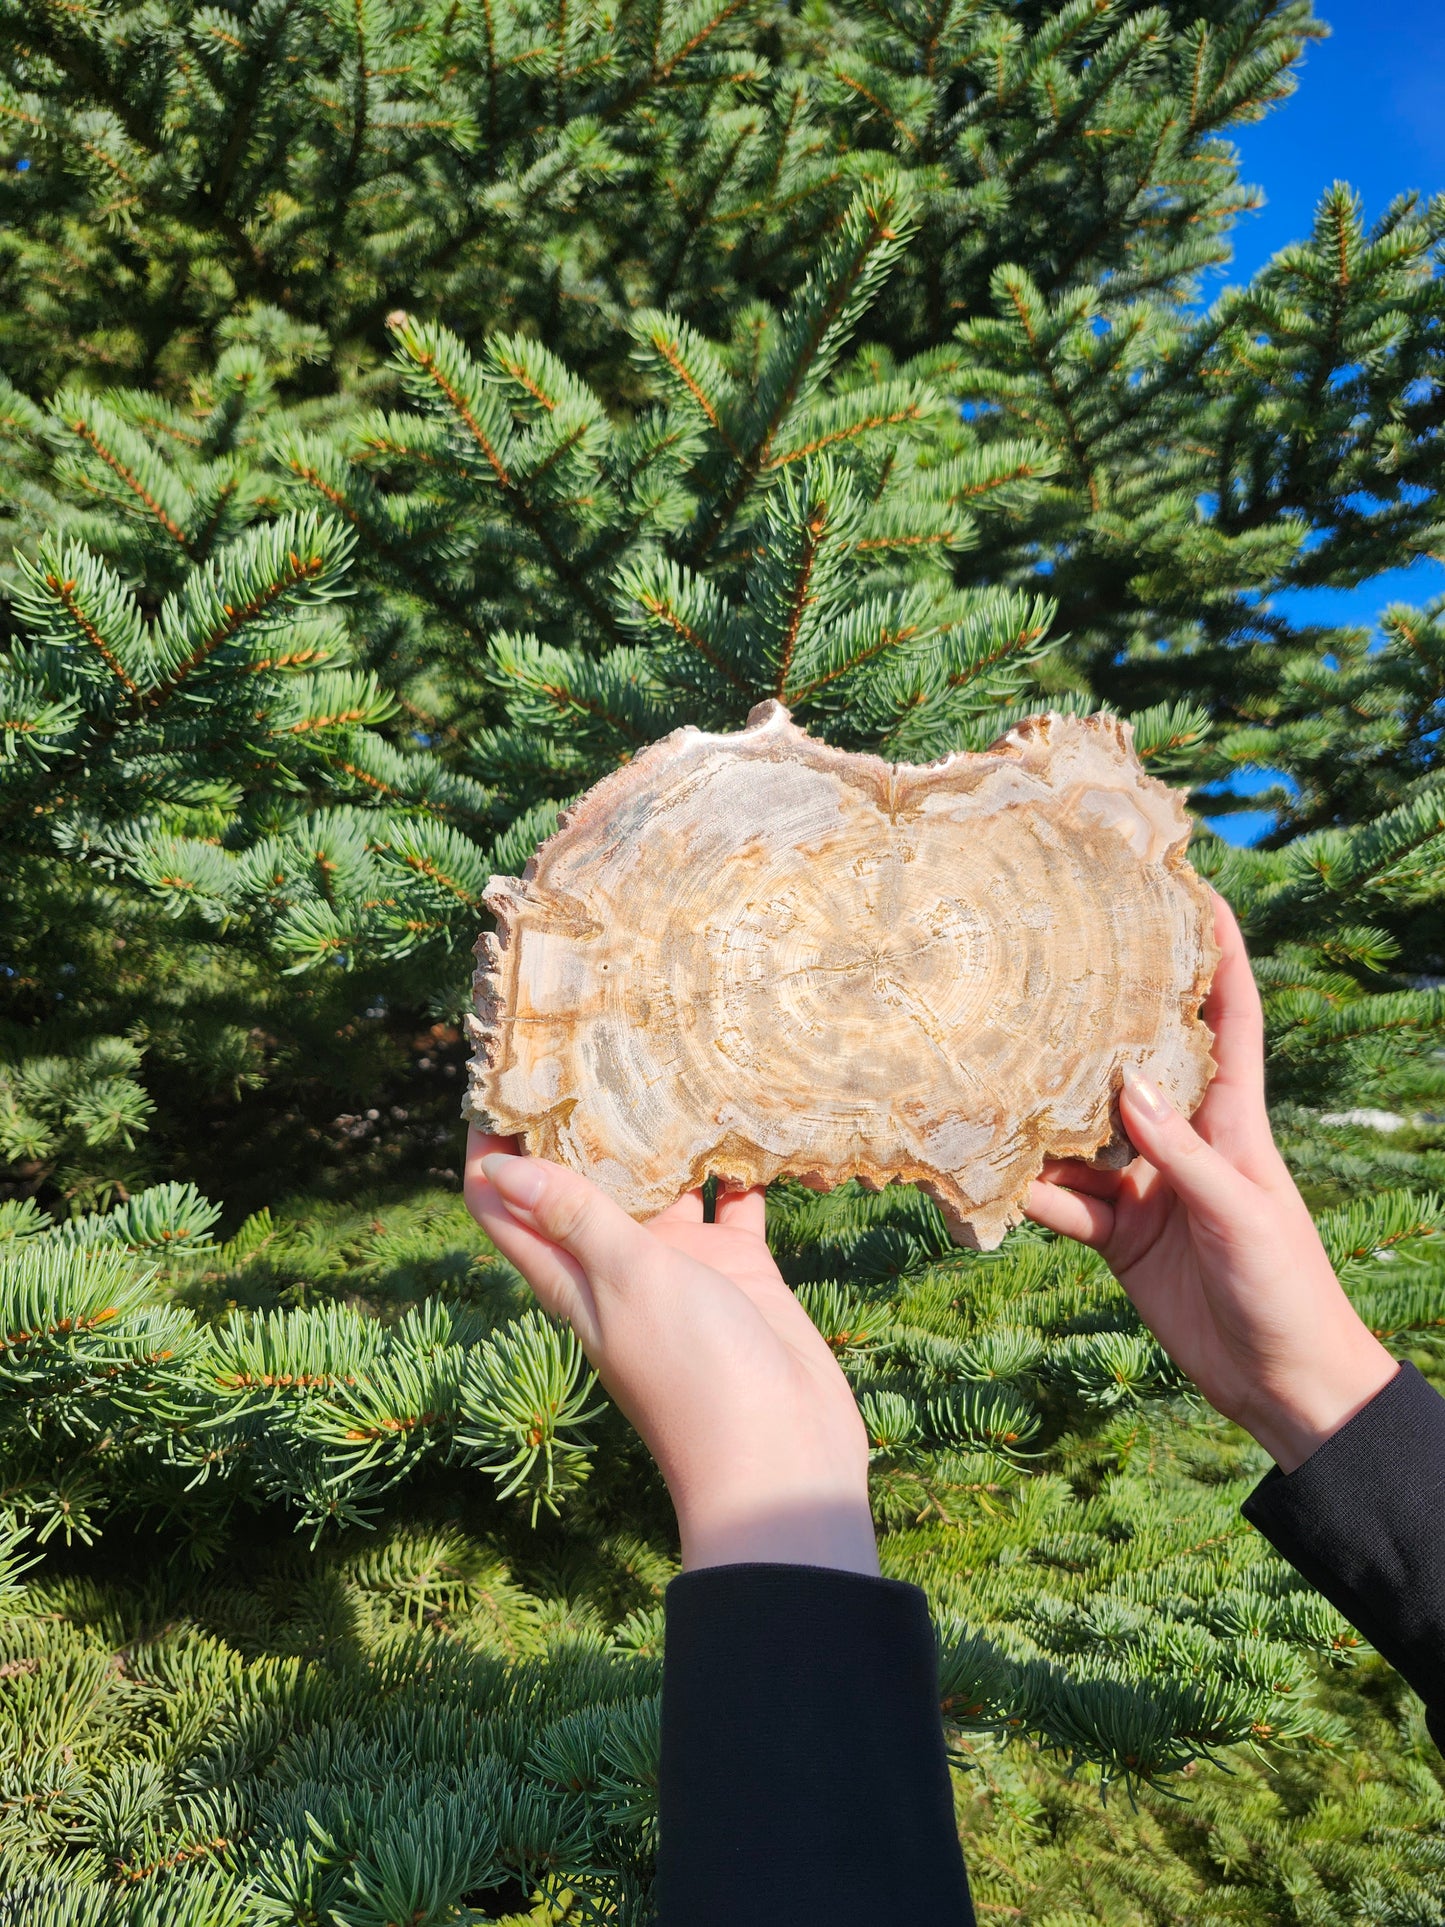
[1198,0,1443,840]
[1220,0,1445,290]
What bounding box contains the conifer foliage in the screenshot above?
[1,0,1444,1919]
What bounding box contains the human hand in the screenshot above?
[463,1130,878,1575]
[1025,892,1398,1472]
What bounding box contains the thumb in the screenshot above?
[480,1152,658,1291]
[1119,1071,1248,1225]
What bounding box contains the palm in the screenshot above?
[1093,1166,1228,1385]
[648,1203,785,1298]
[467,1131,844,1389]
[646,1188,853,1394]
[464,1135,879,1575]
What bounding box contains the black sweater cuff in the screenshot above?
[657,1563,975,1926]
[1242,1361,1445,1734]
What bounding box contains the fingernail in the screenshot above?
[1122,1070,1168,1118]
[479,1154,546,1215]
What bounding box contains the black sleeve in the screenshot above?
[1241,1360,1445,1749]
[656,1562,976,1926]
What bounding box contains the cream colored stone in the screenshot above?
[464,702,1217,1248]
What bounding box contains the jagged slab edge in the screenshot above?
[462,701,1219,1249]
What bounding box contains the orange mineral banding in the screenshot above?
[464,702,1218,1249]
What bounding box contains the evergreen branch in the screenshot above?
[0,672,83,764]
[392,318,628,645]
[786,604,925,703]
[43,574,141,697]
[151,515,352,702]
[775,499,827,700]
[615,562,751,694]
[942,600,1055,692]
[829,64,921,150]
[324,0,373,281]
[767,403,929,468]
[606,0,755,113]
[54,406,192,552]
[630,310,740,450]
[194,0,299,220]
[11,541,149,701]
[690,179,918,556]
[997,268,1103,511]
[274,439,488,645]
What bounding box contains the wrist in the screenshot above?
[1240,1322,1399,1474]
[677,1487,879,1577]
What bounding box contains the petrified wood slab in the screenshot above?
[464,703,1217,1249]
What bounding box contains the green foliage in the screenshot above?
[0,0,1324,392]
[2,0,1444,1916]
[0,1222,608,1547]
[0,1184,1441,1921]
[0,1520,660,1924]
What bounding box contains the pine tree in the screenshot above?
[1,0,1443,1919]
